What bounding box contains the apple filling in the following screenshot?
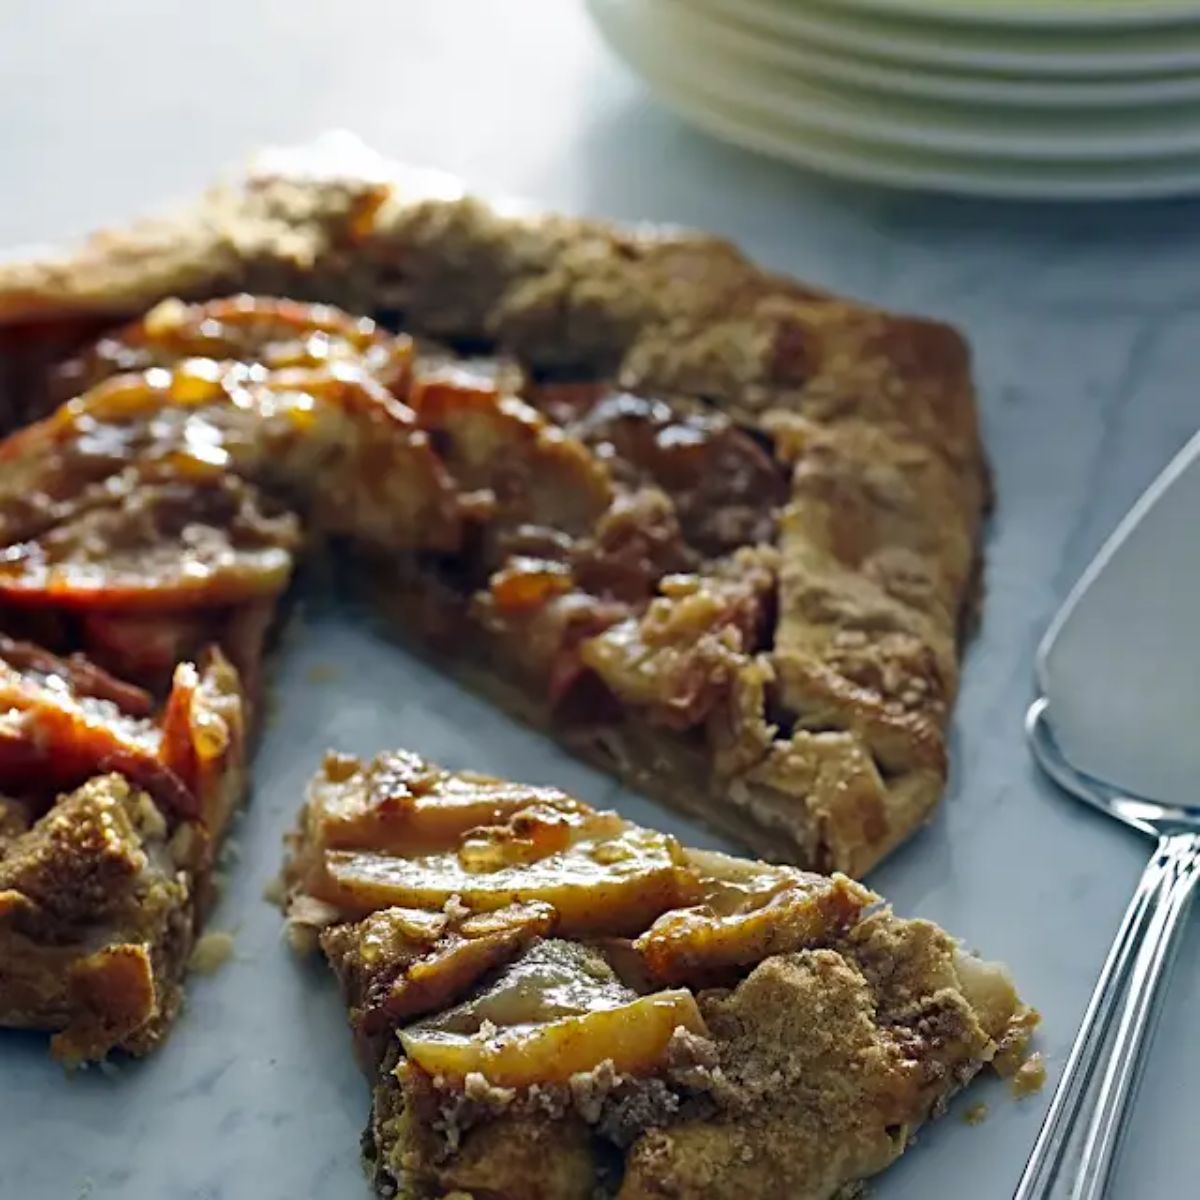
[399,939,707,1087]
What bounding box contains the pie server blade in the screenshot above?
[1037,428,1200,807]
[1018,431,1200,1200]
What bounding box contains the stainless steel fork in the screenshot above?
[1015,697,1200,1200]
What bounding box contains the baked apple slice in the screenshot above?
[0,356,461,574]
[286,752,699,936]
[540,386,789,557]
[0,474,300,613]
[0,637,198,820]
[54,294,413,401]
[0,347,464,690]
[410,370,613,563]
[399,939,708,1087]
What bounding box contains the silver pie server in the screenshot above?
[1016,429,1200,1200]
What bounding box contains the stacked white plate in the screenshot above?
[586,0,1200,199]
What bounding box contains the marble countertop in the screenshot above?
[2,2,1198,1198]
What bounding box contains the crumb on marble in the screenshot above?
[188,930,236,974]
[963,1102,988,1126]
[1011,1051,1046,1099]
[305,662,339,684]
[992,1005,1041,1077]
[262,688,281,730]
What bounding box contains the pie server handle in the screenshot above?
[1068,831,1200,1199]
[1014,830,1200,1200]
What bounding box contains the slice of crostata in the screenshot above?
[283,749,1036,1200]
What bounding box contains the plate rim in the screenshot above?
[690,0,1200,75]
[661,81,1200,199]
[665,0,1200,108]
[818,0,1200,31]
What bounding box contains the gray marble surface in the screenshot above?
[2,2,1199,1198]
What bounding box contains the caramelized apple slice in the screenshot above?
[0,649,187,816]
[55,295,413,400]
[0,636,152,715]
[298,749,591,858]
[0,640,243,822]
[486,556,575,614]
[578,567,771,729]
[0,475,299,611]
[308,804,697,936]
[253,366,461,551]
[562,389,788,557]
[402,991,706,1088]
[0,359,461,565]
[319,900,557,1045]
[77,597,274,701]
[411,372,611,541]
[160,648,246,842]
[399,939,708,1086]
[635,851,874,986]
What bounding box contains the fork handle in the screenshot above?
[1069,830,1200,1200]
[1014,831,1200,1200]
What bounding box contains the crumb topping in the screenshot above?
[187,930,235,974]
[1011,1052,1047,1099]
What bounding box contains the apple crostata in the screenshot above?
[283,748,1035,1200]
[0,143,987,883]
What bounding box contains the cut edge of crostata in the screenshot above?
[0,638,246,1063]
[282,747,1037,1200]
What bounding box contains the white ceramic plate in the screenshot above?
[679,0,1200,109]
[643,0,1200,161]
[590,0,1200,198]
[697,0,1200,75]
